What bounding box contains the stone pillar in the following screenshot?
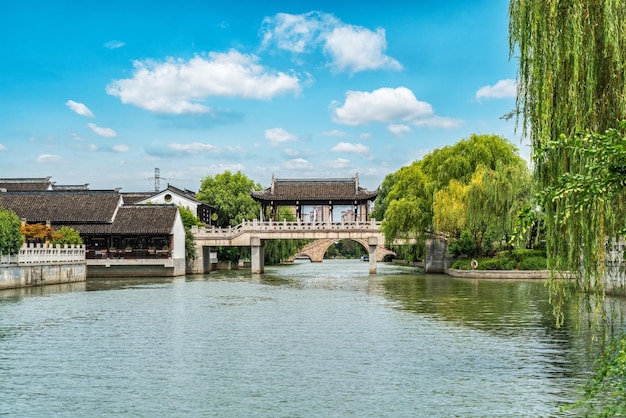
[368,236,378,274]
[189,244,206,274]
[425,235,448,274]
[251,237,264,274]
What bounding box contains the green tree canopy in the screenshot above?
[0,208,23,255]
[380,134,530,254]
[50,226,83,246]
[197,171,262,227]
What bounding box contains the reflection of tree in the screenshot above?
[382,275,577,337]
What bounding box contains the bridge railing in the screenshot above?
[192,219,382,238]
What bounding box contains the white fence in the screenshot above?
[192,219,382,238]
[0,243,86,266]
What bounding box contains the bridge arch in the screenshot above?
[290,238,394,263]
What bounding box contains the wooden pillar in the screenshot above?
[251,236,264,274]
[368,236,378,274]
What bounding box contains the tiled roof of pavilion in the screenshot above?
[0,177,53,192]
[0,190,122,223]
[250,176,378,203]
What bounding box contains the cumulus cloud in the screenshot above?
[261,11,401,74]
[66,100,95,117]
[476,79,517,100]
[332,87,461,129]
[327,158,350,169]
[87,123,117,137]
[284,158,312,169]
[104,40,125,49]
[107,50,302,114]
[36,154,62,163]
[323,129,351,138]
[265,127,297,147]
[169,142,217,154]
[331,142,369,153]
[112,144,129,153]
[388,124,412,137]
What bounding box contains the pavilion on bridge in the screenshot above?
[250,174,378,222]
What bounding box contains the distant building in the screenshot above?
[251,174,378,222]
[134,184,214,225]
[0,188,186,276]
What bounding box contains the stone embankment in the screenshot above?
[0,244,86,290]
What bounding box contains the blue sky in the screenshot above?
[0,0,521,192]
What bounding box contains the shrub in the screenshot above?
[518,256,547,270]
[449,230,478,258]
[0,208,23,254]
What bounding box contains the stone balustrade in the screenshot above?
[0,243,86,266]
[192,219,382,238]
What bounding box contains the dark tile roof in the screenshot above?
[109,205,178,235]
[0,177,52,192]
[166,184,199,202]
[0,191,121,223]
[121,192,154,205]
[55,206,178,235]
[251,177,378,202]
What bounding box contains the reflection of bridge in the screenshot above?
[190,219,391,274]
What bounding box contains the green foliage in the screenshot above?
[510,3,626,409]
[503,249,547,262]
[197,171,262,227]
[371,172,396,221]
[0,208,23,254]
[449,230,478,258]
[217,246,244,264]
[178,206,203,229]
[326,239,366,259]
[518,256,547,271]
[264,239,310,264]
[381,134,531,255]
[566,334,626,417]
[49,226,83,246]
[478,257,516,271]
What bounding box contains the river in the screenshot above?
[0,260,617,417]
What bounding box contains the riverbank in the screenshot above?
[446,269,554,280]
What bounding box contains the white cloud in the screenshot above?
[169,142,217,154]
[323,129,351,138]
[112,144,129,153]
[332,87,461,129]
[0,144,6,151]
[261,11,400,74]
[324,26,401,73]
[36,154,62,163]
[85,144,98,151]
[104,40,125,50]
[284,158,312,169]
[327,158,350,169]
[107,50,302,114]
[284,148,300,156]
[70,133,85,141]
[388,124,412,137]
[332,87,432,126]
[331,142,369,153]
[476,79,517,100]
[265,128,296,147]
[87,123,117,137]
[66,100,95,118]
[413,116,463,129]
[359,133,371,140]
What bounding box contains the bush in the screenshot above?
[0,208,23,254]
[518,256,547,270]
[449,230,477,258]
[497,249,546,262]
[478,257,516,270]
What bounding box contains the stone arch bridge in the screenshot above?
[288,238,394,263]
[190,219,391,274]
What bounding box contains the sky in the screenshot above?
[0,0,522,193]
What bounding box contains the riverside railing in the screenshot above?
[0,243,86,266]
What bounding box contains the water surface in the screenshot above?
[0,260,610,417]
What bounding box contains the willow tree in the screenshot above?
[510,0,626,295]
[510,1,626,414]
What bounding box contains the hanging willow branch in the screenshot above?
[509,0,626,319]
